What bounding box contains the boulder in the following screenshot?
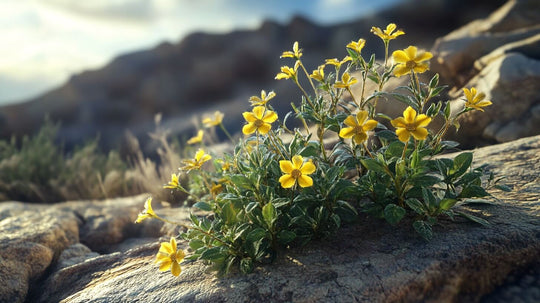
[431,0,540,147]
[431,0,540,85]
[1,136,537,302]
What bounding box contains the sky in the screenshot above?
[0,0,399,105]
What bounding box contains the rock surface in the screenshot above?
[1,135,538,303]
[431,0,540,147]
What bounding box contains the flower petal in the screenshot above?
[243,112,257,123]
[292,155,304,169]
[356,110,369,125]
[159,261,172,272]
[392,50,409,63]
[301,160,316,175]
[279,175,296,188]
[415,114,431,128]
[279,160,294,174]
[339,127,355,139]
[363,119,378,131]
[396,128,411,142]
[413,63,429,74]
[403,106,417,123]
[170,237,177,252]
[171,261,181,276]
[252,106,265,119]
[343,115,358,127]
[391,117,407,128]
[405,46,417,60]
[297,175,313,188]
[393,65,410,77]
[353,132,368,144]
[257,123,271,134]
[410,127,429,140]
[242,123,257,135]
[159,243,173,254]
[262,111,278,123]
[415,51,433,62]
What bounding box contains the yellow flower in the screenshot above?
[280,41,303,59]
[155,237,185,277]
[202,111,224,128]
[242,106,278,135]
[310,65,325,82]
[279,155,316,188]
[392,46,433,77]
[339,110,378,144]
[334,72,358,89]
[325,56,352,68]
[181,149,212,171]
[347,38,366,54]
[187,130,204,145]
[249,90,276,106]
[371,23,404,41]
[463,87,492,112]
[217,159,232,171]
[164,173,180,189]
[135,197,157,223]
[275,61,299,80]
[211,182,224,197]
[391,106,432,142]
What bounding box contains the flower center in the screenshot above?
[354,125,364,135]
[291,169,302,179]
[254,119,264,128]
[169,252,177,262]
[405,123,417,131]
[406,60,416,69]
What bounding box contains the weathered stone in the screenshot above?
[26,136,540,303]
[431,0,540,85]
[446,52,540,146]
[0,203,80,303]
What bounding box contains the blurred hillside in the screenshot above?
[0,0,506,154]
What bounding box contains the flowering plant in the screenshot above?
[136,24,507,276]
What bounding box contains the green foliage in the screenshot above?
[0,118,172,202]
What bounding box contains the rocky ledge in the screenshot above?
[1,135,539,303]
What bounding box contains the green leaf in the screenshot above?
[220,202,238,225]
[405,198,425,215]
[428,73,439,89]
[201,247,225,261]
[422,187,439,211]
[246,227,267,243]
[413,220,433,241]
[193,201,213,211]
[451,152,473,178]
[229,174,253,190]
[459,185,489,198]
[439,198,457,210]
[494,184,512,192]
[334,200,358,222]
[384,204,406,225]
[188,239,205,250]
[262,202,277,228]
[455,211,490,226]
[461,198,497,205]
[277,230,296,245]
[361,158,387,174]
[240,257,254,274]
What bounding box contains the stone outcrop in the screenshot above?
[1,135,538,303]
[431,0,540,147]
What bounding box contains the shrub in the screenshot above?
[137,23,508,276]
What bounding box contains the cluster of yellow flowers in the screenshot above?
[136,22,493,278]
